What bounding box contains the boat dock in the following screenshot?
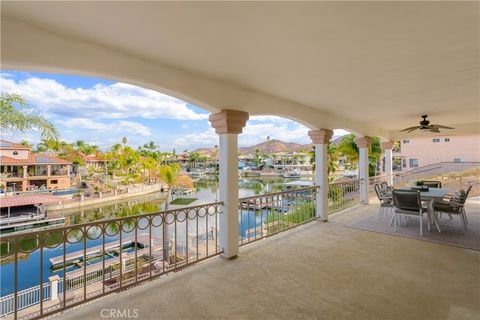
[49,235,155,269]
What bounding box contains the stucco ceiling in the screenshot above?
[1,1,479,139]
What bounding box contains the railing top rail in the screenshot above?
[239,186,319,201]
[329,179,361,185]
[0,201,224,241]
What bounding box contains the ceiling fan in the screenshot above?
[400,115,454,133]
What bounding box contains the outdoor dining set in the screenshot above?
[374,181,472,236]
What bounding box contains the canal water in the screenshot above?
[0,176,308,296]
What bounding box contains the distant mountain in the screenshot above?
[191,147,214,156]
[192,136,348,155]
[239,139,312,154]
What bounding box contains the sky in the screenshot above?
[0,71,348,151]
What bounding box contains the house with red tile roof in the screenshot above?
[0,140,72,192]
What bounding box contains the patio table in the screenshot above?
[398,187,450,233]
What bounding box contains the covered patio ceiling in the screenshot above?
[1,2,479,140]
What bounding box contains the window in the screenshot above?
[432,138,440,143]
[12,151,18,155]
[402,159,407,168]
[409,159,419,168]
[453,158,463,163]
[402,140,410,144]
[51,180,58,184]
[445,138,450,142]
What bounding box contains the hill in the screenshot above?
[192,136,348,155]
[239,139,312,154]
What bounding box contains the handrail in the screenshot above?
[239,186,319,202]
[1,201,224,240]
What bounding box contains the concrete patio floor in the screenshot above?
[59,202,480,320]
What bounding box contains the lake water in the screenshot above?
[0,176,309,296]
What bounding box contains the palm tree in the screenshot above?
[159,163,180,262]
[122,137,128,146]
[0,93,59,140]
[309,143,339,174]
[19,140,32,149]
[337,134,382,176]
[36,138,60,154]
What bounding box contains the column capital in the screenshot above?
[48,275,60,282]
[354,136,372,148]
[209,110,249,134]
[308,129,333,144]
[380,141,395,150]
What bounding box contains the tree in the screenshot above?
[253,149,263,168]
[0,93,59,140]
[309,143,339,175]
[159,163,181,263]
[122,137,128,146]
[188,152,200,168]
[337,134,382,176]
[36,138,60,154]
[19,140,32,149]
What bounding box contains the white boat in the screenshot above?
[282,169,301,179]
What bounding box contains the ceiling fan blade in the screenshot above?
[429,127,440,133]
[400,126,419,132]
[431,124,455,129]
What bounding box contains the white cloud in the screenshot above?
[172,118,350,150]
[0,76,208,120]
[56,118,151,136]
[174,127,218,149]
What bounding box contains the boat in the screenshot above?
[282,169,301,179]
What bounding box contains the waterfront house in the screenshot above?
[0,140,72,192]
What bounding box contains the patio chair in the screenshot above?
[391,189,427,236]
[419,180,442,188]
[374,184,393,221]
[380,181,393,191]
[434,186,472,230]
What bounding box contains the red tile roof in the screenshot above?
[0,194,64,208]
[0,154,71,165]
[0,139,31,150]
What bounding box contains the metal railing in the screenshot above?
[368,174,392,193]
[328,179,361,213]
[238,186,318,246]
[0,202,223,319]
[0,284,51,316]
[393,168,480,196]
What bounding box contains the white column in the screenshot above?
[355,137,372,204]
[209,110,249,259]
[49,275,60,301]
[381,141,395,186]
[47,165,51,177]
[219,134,239,258]
[308,129,333,221]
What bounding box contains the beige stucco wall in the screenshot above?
[0,149,29,159]
[47,177,70,190]
[398,135,480,169]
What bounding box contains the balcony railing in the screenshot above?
[238,186,318,246]
[0,182,376,319]
[0,202,223,319]
[328,179,361,213]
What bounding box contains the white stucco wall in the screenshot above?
[398,135,480,168]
